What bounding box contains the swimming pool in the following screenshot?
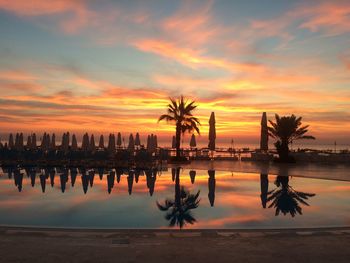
[0,166,349,229]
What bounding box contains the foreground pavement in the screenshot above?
[0,227,350,263]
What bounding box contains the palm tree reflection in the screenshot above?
[267,175,315,217]
[156,167,200,229]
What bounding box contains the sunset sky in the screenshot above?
[0,0,349,146]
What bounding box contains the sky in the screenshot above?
[0,0,349,146]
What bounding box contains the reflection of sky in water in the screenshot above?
[0,168,349,229]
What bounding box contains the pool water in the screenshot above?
[0,167,349,229]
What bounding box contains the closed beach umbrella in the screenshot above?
[190,134,196,148]
[41,132,46,150]
[208,112,216,151]
[147,135,151,151]
[117,132,122,148]
[90,134,96,152]
[19,133,24,150]
[14,133,19,150]
[108,134,116,153]
[82,133,89,152]
[135,133,141,146]
[99,135,104,149]
[32,133,37,149]
[51,133,56,150]
[61,133,69,151]
[71,134,78,151]
[150,134,154,151]
[154,135,158,149]
[128,133,135,151]
[260,112,269,151]
[172,135,176,148]
[45,133,50,150]
[8,133,14,149]
[66,132,70,149]
[61,133,65,149]
[26,135,31,148]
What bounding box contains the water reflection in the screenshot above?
[266,175,316,217]
[0,165,324,228]
[260,173,269,208]
[208,170,216,207]
[157,168,200,229]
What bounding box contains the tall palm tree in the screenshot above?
[157,168,200,229]
[267,176,315,217]
[268,114,315,162]
[158,96,200,159]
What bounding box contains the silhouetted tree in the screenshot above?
[268,114,315,162]
[158,96,200,159]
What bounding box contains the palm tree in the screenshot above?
[268,114,315,162]
[158,96,200,159]
[157,168,200,229]
[267,176,315,217]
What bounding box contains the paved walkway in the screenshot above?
[1,227,350,262]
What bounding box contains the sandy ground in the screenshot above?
[1,227,350,263]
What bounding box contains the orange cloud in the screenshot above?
[133,38,266,73]
[0,70,37,81]
[0,0,84,16]
[0,0,93,34]
[298,2,350,35]
[248,1,350,40]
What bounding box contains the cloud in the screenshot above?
[298,2,350,36]
[0,0,93,34]
[133,38,266,73]
[0,70,43,92]
[0,70,36,81]
[248,1,350,41]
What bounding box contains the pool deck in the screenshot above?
[1,226,350,262]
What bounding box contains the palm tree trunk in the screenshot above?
[175,168,181,208]
[175,123,181,159]
[280,140,289,162]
